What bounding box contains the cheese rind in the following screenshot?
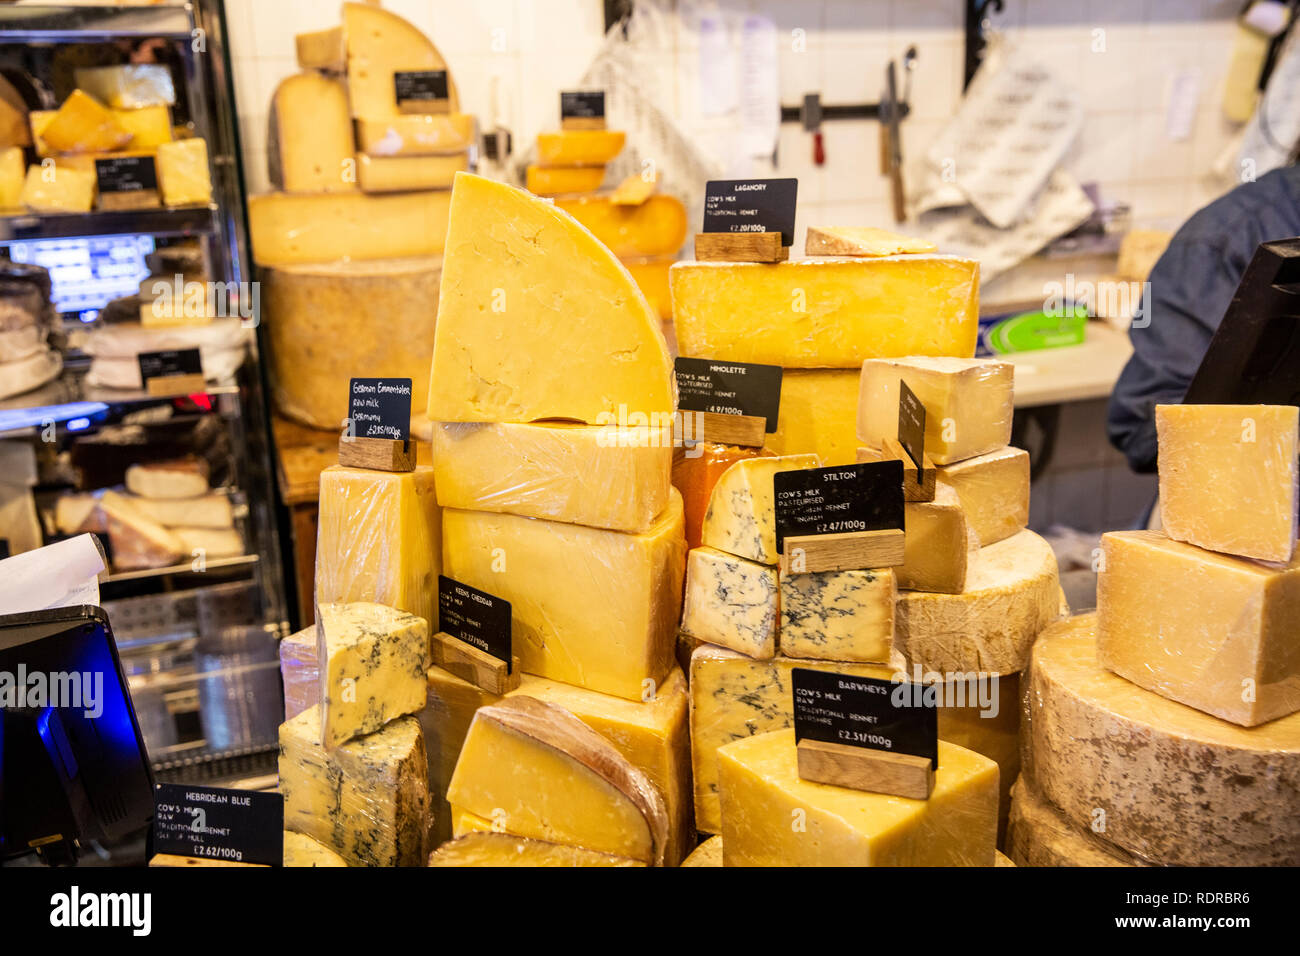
[283,830,349,867]
[249,190,451,265]
[766,369,860,466]
[536,130,626,166]
[429,833,643,867]
[109,105,173,149]
[525,163,606,196]
[156,138,211,206]
[701,454,820,565]
[317,602,430,748]
[446,696,669,864]
[935,447,1030,547]
[1155,403,1298,562]
[553,194,688,258]
[269,73,355,193]
[356,114,475,156]
[357,152,468,192]
[805,226,937,257]
[427,173,674,424]
[896,483,974,593]
[894,529,1060,673]
[315,465,441,632]
[430,421,672,533]
[342,2,460,118]
[1007,778,1141,868]
[1097,530,1300,726]
[680,546,780,659]
[858,356,1014,464]
[1025,613,1300,865]
[440,490,685,700]
[779,567,893,662]
[671,257,980,367]
[718,730,999,866]
[99,490,183,570]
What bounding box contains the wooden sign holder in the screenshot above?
[797,738,934,800]
[99,188,161,212]
[400,98,450,115]
[693,411,767,448]
[431,631,520,695]
[338,435,416,472]
[695,231,788,263]
[562,115,605,130]
[779,528,905,575]
[881,436,935,502]
[145,373,205,397]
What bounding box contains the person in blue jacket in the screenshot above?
[1107,165,1300,472]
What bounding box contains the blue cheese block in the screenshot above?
[702,454,820,564]
[680,546,779,659]
[779,567,895,662]
[317,602,430,749]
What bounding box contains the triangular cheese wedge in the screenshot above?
[427,172,674,423]
[805,225,937,256]
[342,2,460,118]
[701,454,820,564]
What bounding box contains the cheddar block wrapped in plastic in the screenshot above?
[1098,530,1300,726]
[1155,403,1298,562]
[429,832,644,867]
[249,191,451,266]
[1007,777,1143,868]
[264,258,441,430]
[670,257,979,368]
[283,830,348,867]
[935,446,1030,547]
[1023,614,1300,866]
[681,835,723,867]
[671,442,771,552]
[315,465,441,632]
[278,626,318,721]
[717,729,999,866]
[74,64,176,109]
[278,706,429,866]
[536,130,626,166]
[430,421,672,533]
[446,696,670,865]
[894,529,1060,674]
[857,356,1014,465]
[553,194,688,258]
[356,114,476,156]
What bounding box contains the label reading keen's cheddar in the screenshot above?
[438,575,512,671]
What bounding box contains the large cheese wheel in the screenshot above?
[263,257,440,430]
[1007,778,1143,867]
[1025,614,1300,865]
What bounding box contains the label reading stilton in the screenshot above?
[703,178,798,247]
[898,379,926,472]
[792,669,938,768]
[137,348,201,386]
[95,154,158,195]
[773,460,904,553]
[673,356,782,432]
[394,70,449,106]
[152,783,284,866]
[561,90,605,119]
[438,575,512,672]
[347,377,412,442]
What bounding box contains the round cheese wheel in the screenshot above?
[1008,777,1143,867]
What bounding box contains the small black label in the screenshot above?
[773,461,904,554]
[138,348,201,384]
[792,669,938,768]
[95,154,158,194]
[898,380,926,474]
[394,69,449,104]
[346,377,412,442]
[438,575,512,671]
[673,357,782,432]
[0,539,9,560]
[703,178,798,247]
[561,90,605,119]
[152,783,284,866]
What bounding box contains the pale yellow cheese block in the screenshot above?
[536,130,627,166]
[935,446,1030,547]
[28,110,54,157]
[20,164,95,213]
[995,851,1015,866]
[295,26,345,72]
[681,834,723,867]
[1007,778,1142,868]
[263,257,440,430]
[429,832,644,867]
[357,152,468,193]
[283,830,349,867]
[74,64,174,109]
[718,730,999,866]
[1155,403,1298,563]
[427,173,674,424]
[356,113,475,156]
[671,256,979,368]
[1025,614,1300,865]
[858,356,1014,465]
[701,454,820,565]
[766,368,860,466]
[1097,530,1300,726]
[315,465,441,633]
[509,667,693,866]
[441,490,685,700]
[680,546,780,659]
[156,138,211,206]
[525,163,606,196]
[446,696,669,864]
[779,566,894,662]
[895,529,1060,674]
[269,73,355,193]
[0,147,25,208]
[896,483,975,593]
[342,2,460,118]
[805,225,938,257]
[420,665,501,845]
[554,194,688,258]
[40,90,132,154]
[110,105,173,149]
[248,189,451,265]
[429,420,672,533]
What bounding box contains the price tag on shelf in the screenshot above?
[561,90,605,120]
[792,668,938,767]
[138,348,203,396]
[673,356,781,447]
[346,377,411,443]
[702,178,797,246]
[898,380,926,470]
[152,783,283,866]
[437,575,512,671]
[95,154,159,211]
[394,70,449,113]
[773,461,903,554]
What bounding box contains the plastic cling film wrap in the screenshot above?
[1155,403,1299,563]
[428,832,645,866]
[39,90,132,154]
[315,465,441,633]
[857,356,1014,465]
[264,258,441,431]
[279,626,318,722]
[156,138,211,207]
[536,130,627,167]
[1097,530,1300,727]
[1007,777,1143,867]
[894,529,1061,674]
[935,446,1030,547]
[430,421,672,533]
[553,194,688,258]
[670,256,979,368]
[671,442,771,552]
[278,707,429,866]
[1022,614,1300,866]
[356,113,476,157]
[446,696,671,865]
[717,730,999,866]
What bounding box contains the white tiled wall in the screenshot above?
[226,0,1246,236]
